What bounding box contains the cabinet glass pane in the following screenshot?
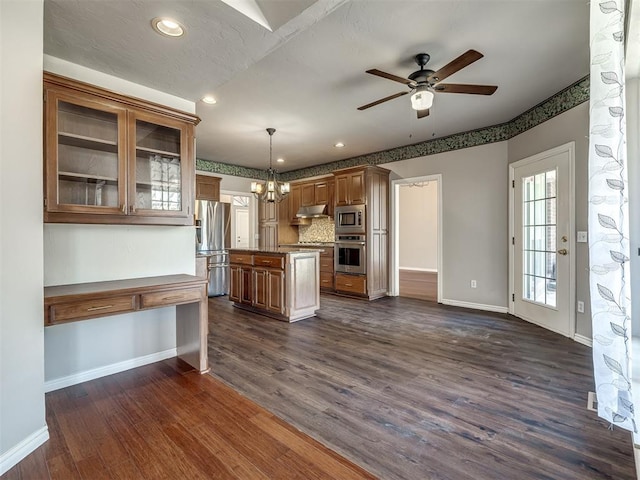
[135,120,182,211]
[57,101,119,207]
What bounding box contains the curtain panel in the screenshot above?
[589,0,634,432]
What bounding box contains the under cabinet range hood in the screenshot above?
[296,204,329,218]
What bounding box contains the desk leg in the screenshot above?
[176,296,209,373]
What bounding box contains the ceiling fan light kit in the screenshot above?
[359,49,497,119]
[410,85,434,110]
[251,128,290,203]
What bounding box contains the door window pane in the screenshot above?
[521,169,557,307]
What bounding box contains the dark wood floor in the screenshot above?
[399,269,437,301]
[1,358,375,480]
[208,294,635,480]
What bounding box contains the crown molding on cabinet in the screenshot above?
[196,75,589,181]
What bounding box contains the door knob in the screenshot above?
[557,248,568,256]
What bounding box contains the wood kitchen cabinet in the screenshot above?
[333,166,389,300]
[314,181,329,205]
[253,263,285,315]
[195,174,221,201]
[288,176,335,220]
[44,72,199,226]
[301,183,315,207]
[229,249,319,322]
[289,184,304,224]
[334,169,365,206]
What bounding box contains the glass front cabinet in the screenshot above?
[44,73,199,225]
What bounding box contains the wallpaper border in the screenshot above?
[196,75,589,181]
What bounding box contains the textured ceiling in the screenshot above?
[44,0,589,173]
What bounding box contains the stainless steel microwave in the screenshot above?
[334,205,365,234]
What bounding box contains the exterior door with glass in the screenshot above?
[512,144,573,337]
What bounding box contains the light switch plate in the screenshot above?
[577,231,588,243]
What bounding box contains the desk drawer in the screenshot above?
[335,273,366,295]
[141,287,202,308]
[49,295,136,324]
[230,253,254,265]
[254,255,284,269]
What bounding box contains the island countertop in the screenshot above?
[228,247,323,254]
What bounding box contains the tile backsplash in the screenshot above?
[298,217,335,243]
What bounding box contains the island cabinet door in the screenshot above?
[241,267,253,304]
[267,270,285,315]
[229,265,242,302]
[253,268,268,309]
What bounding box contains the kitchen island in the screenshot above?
[228,247,320,322]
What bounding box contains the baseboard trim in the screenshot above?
[44,348,177,393]
[398,267,438,273]
[0,426,49,476]
[441,298,509,314]
[574,334,593,347]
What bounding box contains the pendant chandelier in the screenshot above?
[251,128,290,203]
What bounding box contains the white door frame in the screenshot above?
[508,142,576,337]
[389,174,443,302]
[221,190,257,248]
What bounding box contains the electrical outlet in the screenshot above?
[470,280,477,289]
[577,301,585,313]
[577,231,588,243]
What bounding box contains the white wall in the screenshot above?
[508,103,591,337]
[42,59,196,388]
[398,182,438,271]
[0,0,48,474]
[383,142,510,310]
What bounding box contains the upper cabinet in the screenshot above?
[289,177,335,220]
[195,174,221,201]
[44,73,200,226]
[334,169,365,206]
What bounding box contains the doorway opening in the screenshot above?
[390,174,442,302]
[220,192,254,248]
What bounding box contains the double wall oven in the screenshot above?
[334,205,366,275]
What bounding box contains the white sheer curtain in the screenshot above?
[589,0,634,431]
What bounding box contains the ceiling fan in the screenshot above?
[358,49,497,119]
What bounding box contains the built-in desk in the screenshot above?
[44,274,209,373]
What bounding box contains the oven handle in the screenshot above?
[335,241,365,246]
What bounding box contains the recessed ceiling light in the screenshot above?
[202,96,217,105]
[277,158,285,163]
[151,17,185,37]
[334,142,345,148]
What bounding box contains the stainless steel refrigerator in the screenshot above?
[195,200,231,296]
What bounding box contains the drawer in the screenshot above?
[141,287,202,309]
[335,273,366,295]
[49,295,136,324]
[320,272,334,290]
[319,258,334,273]
[319,248,334,258]
[230,253,253,265]
[254,255,284,269]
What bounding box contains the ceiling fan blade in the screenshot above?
[434,83,497,95]
[429,49,484,83]
[417,109,430,119]
[357,91,409,111]
[366,69,414,86]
